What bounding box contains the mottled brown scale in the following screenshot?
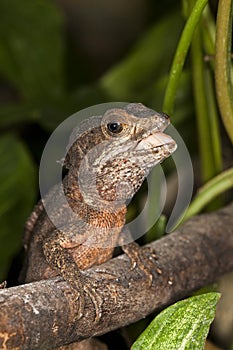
[21,103,177,321]
[96,159,145,201]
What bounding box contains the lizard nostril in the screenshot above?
[160,112,170,120]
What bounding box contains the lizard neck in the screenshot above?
[63,172,127,229]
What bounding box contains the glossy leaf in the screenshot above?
[101,13,184,101]
[0,135,36,279]
[0,0,64,103]
[132,293,220,350]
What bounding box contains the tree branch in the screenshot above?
[1,203,233,349]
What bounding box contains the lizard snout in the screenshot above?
[135,132,176,150]
[159,112,170,121]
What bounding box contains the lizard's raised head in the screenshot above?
[65,103,177,208]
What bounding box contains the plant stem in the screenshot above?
[191,24,222,186]
[163,0,208,115]
[205,70,222,175]
[191,27,214,182]
[182,167,233,222]
[215,0,233,144]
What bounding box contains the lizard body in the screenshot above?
[22,103,177,320]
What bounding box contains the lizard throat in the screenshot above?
[64,174,127,229]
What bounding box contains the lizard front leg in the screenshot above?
[42,230,103,322]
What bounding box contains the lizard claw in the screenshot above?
[84,283,103,322]
[68,275,103,323]
[121,242,156,287]
[64,286,84,321]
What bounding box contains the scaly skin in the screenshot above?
[22,103,177,321]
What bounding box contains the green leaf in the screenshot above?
[0,84,108,131]
[131,293,220,350]
[101,12,184,101]
[0,134,37,279]
[0,103,41,129]
[0,0,65,103]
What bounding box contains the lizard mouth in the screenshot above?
[135,131,177,153]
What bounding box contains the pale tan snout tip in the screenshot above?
[136,132,176,150]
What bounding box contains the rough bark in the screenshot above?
[0,203,233,349]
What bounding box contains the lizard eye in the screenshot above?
[107,122,124,134]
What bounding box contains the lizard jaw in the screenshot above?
[135,132,174,150]
[135,131,177,155]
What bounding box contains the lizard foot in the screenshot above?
[83,280,103,322]
[63,278,85,321]
[121,242,157,286]
[66,274,103,323]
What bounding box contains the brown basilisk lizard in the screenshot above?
[22,103,177,321]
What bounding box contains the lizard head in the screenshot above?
[65,103,177,208]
